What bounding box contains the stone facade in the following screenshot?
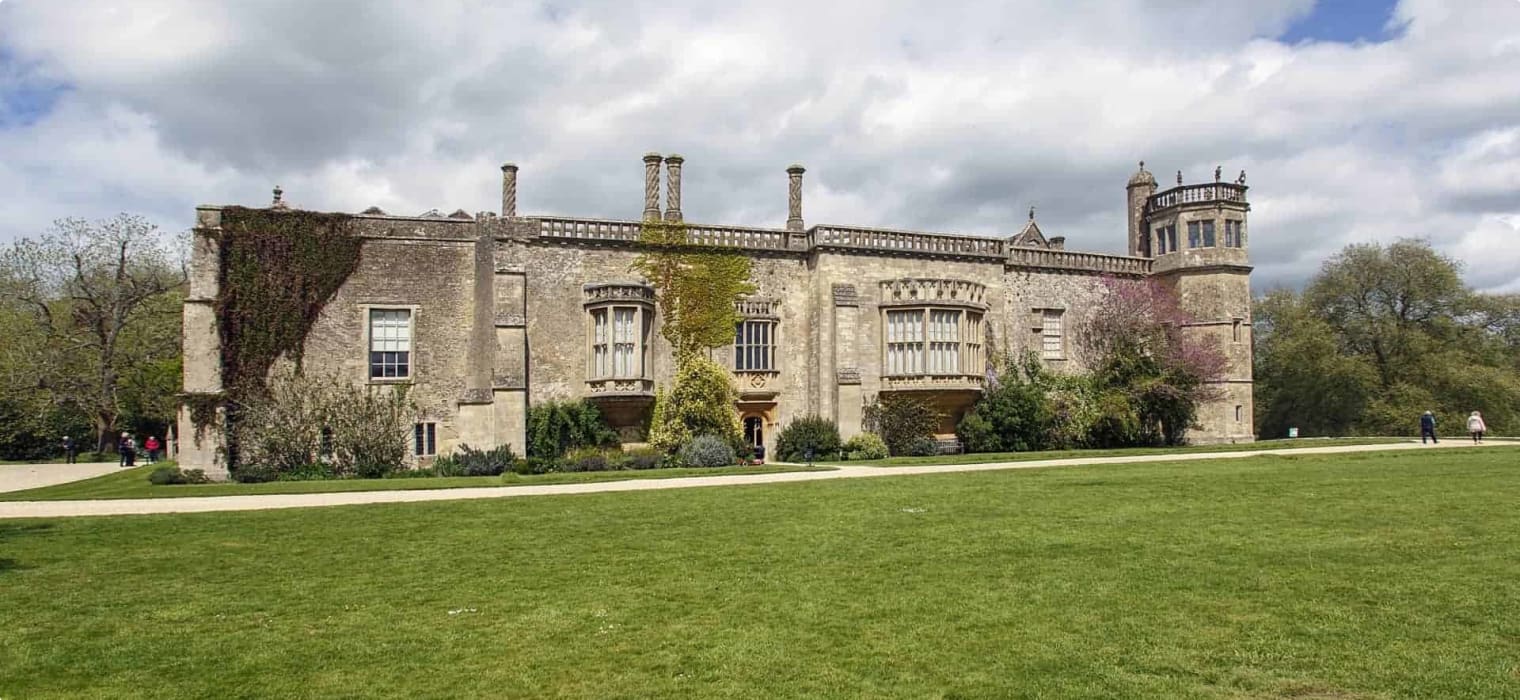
[178,157,1254,477]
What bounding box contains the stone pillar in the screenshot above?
[832,283,862,439]
[642,153,663,221]
[178,206,229,479]
[663,154,684,222]
[500,163,518,218]
[786,164,805,231]
[1048,236,1065,250]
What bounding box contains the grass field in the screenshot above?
[0,463,830,501]
[3,447,1519,698]
[830,436,1411,466]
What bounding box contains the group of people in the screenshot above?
[1420,410,1488,445]
[115,433,163,467]
[57,434,164,465]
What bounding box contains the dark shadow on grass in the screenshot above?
[0,523,53,575]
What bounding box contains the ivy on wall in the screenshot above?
[212,206,363,406]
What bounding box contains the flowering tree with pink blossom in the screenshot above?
[1078,276,1227,445]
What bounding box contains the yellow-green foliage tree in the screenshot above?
[633,221,754,451]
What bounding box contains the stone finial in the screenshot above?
[271,185,288,210]
[1177,170,1183,185]
[1237,169,1247,185]
[1028,205,1036,221]
[500,163,519,218]
[642,153,662,222]
[1215,165,1222,182]
[663,154,684,222]
[786,164,805,231]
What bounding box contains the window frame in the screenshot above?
[734,318,778,372]
[882,307,984,377]
[413,422,437,457]
[1039,308,1065,360]
[363,305,418,383]
[587,304,648,380]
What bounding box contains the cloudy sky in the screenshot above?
[1,0,1518,292]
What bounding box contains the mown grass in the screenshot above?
[830,436,1411,466]
[0,463,831,502]
[3,447,1519,698]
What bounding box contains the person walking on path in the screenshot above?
[118,433,129,466]
[61,435,77,464]
[144,436,161,465]
[1467,411,1487,444]
[1420,411,1439,444]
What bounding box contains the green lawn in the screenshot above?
[831,436,1412,466]
[3,447,1519,698]
[0,463,830,502]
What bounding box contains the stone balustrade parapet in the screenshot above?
[811,224,1006,259]
[526,216,1154,274]
[1147,183,1249,211]
[1005,247,1153,276]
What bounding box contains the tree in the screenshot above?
[1252,289,1378,438]
[1254,239,1520,437]
[0,215,186,452]
[1078,276,1228,445]
[1305,239,1468,388]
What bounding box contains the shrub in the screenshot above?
[908,437,941,456]
[843,433,889,461]
[277,462,336,481]
[864,395,942,456]
[526,400,619,458]
[678,434,736,467]
[232,463,277,483]
[622,447,664,470]
[560,447,617,473]
[649,355,742,453]
[774,415,842,462]
[181,469,210,484]
[957,353,1057,453]
[232,369,413,479]
[513,457,558,475]
[147,466,187,485]
[438,444,517,477]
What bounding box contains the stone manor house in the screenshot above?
[179,154,1254,475]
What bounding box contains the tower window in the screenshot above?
[1224,220,1243,247]
[1201,220,1216,247]
[1235,405,1244,422]
[1232,319,1243,343]
[1187,221,1200,248]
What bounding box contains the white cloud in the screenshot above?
[1,0,1518,293]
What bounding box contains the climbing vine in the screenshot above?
[210,206,363,414]
[632,220,756,359]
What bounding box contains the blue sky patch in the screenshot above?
[0,49,69,129]
[1280,0,1404,45]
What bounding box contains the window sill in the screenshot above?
[368,377,415,385]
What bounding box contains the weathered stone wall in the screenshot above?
[180,175,1257,474]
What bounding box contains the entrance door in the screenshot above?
[743,416,764,459]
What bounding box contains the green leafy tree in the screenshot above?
[1255,239,1520,437]
[526,400,619,458]
[0,215,185,453]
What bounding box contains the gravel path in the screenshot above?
[0,440,1505,519]
[0,462,125,494]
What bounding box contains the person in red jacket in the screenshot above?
[144,435,161,465]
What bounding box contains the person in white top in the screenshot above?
[1466,411,1487,444]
